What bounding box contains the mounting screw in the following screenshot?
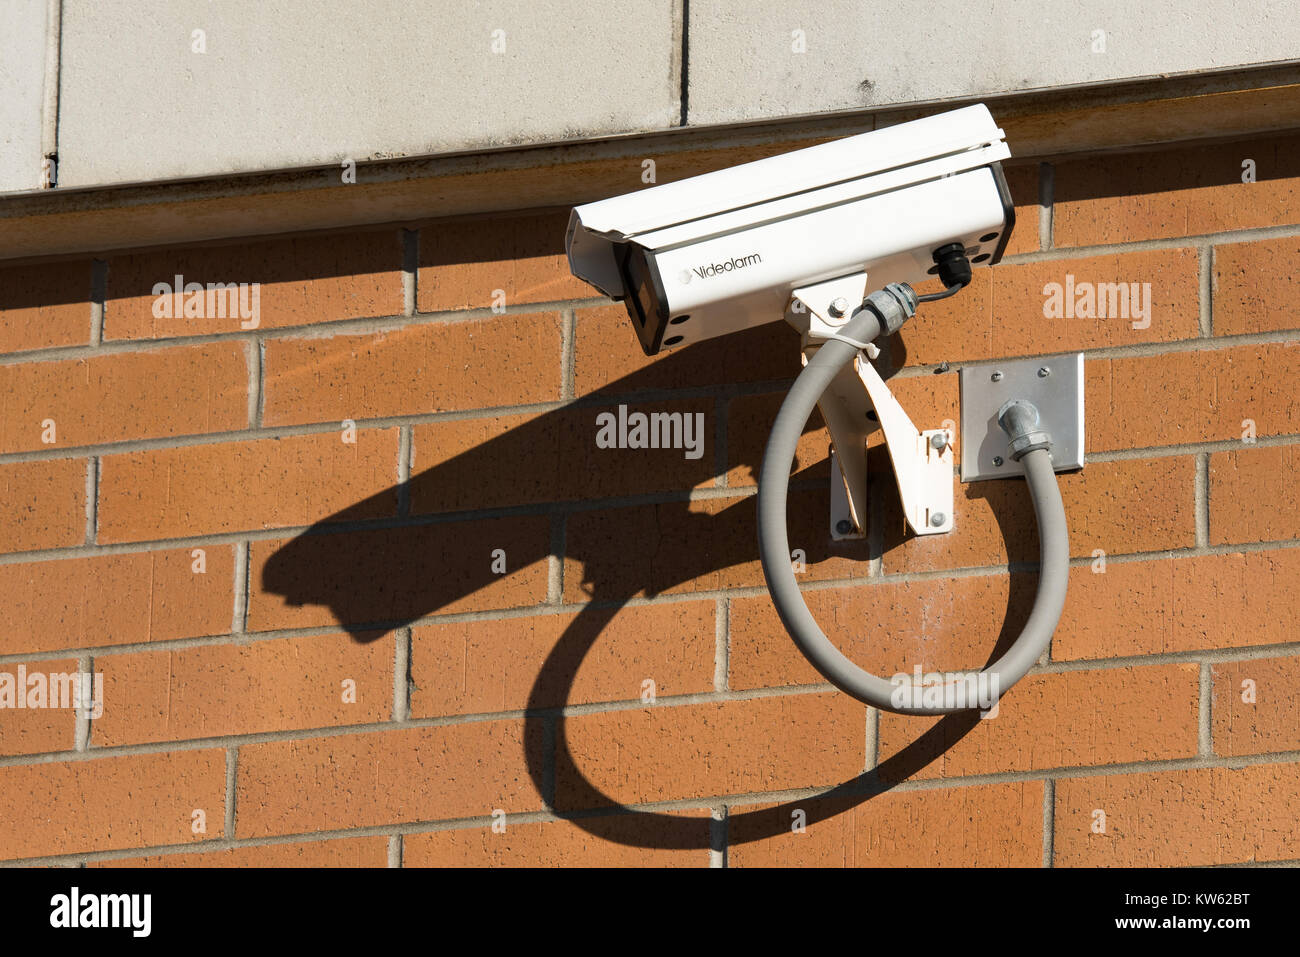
[993,455,1004,466]
[929,512,946,527]
[991,371,1003,382]
[929,433,947,450]
[828,297,850,318]
[1038,366,1051,378]
[835,519,853,535]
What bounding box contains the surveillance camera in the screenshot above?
[563,103,1087,717]
[566,104,1014,357]
[562,102,1086,717]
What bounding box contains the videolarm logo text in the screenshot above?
[681,252,762,282]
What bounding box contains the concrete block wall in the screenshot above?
[6,0,1300,191]
[0,127,1298,866]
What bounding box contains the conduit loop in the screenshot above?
[756,295,1070,715]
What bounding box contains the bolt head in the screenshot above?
[929,512,946,527]
[835,519,853,535]
[992,455,1004,466]
[991,371,1004,382]
[929,433,947,450]
[1038,366,1051,378]
[828,297,850,318]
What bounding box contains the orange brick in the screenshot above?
[0,342,248,454]
[404,812,711,867]
[729,574,1031,691]
[1054,551,1300,661]
[728,781,1043,867]
[574,304,799,397]
[1086,343,1300,452]
[562,488,873,603]
[93,836,389,868]
[262,313,564,427]
[0,260,92,354]
[725,392,830,488]
[418,211,593,312]
[896,249,1200,368]
[97,430,400,542]
[93,632,394,746]
[877,664,1199,779]
[1212,656,1300,757]
[555,693,864,811]
[1,547,233,657]
[1052,134,1300,248]
[248,516,552,632]
[0,458,85,554]
[0,658,80,756]
[882,456,1196,573]
[1054,763,1300,866]
[236,721,545,838]
[1001,163,1041,257]
[105,231,403,339]
[410,399,713,514]
[411,601,715,717]
[1210,445,1300,544]
[1214,236,1300,336]
[0,749,225,860]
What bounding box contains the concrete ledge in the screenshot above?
[4,69,1300,263]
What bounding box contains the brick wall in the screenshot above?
[0,128,1298,867]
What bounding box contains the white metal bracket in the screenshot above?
[786,274,954,540]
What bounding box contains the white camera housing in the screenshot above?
[566,104,1014,356]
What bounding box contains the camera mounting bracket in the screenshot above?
[785,274,954,541]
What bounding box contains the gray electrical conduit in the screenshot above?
[757,294,1070,715]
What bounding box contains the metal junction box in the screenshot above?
[959,354,1085,482]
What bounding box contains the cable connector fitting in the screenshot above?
[931,242,973,291]
[862,282,918,337]
[997,399,1052,461]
